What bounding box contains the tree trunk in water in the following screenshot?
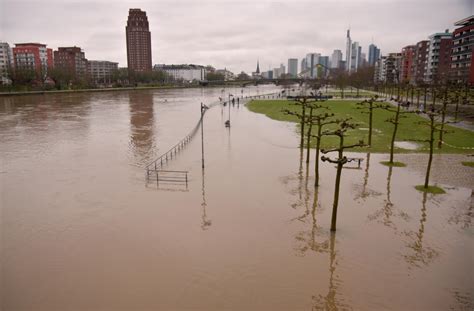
[314,124,322,187]
[424,117,435,188]
[306,107,313,163]
[330,136,344,232]
[331,162,343,231]
[389,104,401,163]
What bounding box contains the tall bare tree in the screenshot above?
[321,120,366,231]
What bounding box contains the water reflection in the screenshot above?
[367,164,409,230]
[311,233,349,310]
[201,166,211,230]
[360,153,371,199]
[294,186,325,254]
[403,192,439,268]
[354,153,381,201]
[129,91,156,165]
[200,120,211,230]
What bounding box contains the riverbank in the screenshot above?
[0,83,241,97]
[247,99,474,154]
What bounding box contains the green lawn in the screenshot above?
[247,99,474,154]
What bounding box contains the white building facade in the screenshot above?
[154,64,207,82]
[88,60,118,84]
[0,42,13,84]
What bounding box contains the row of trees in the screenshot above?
[2,66,214,91]
[287,88,468,230]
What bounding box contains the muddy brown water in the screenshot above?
[1,87,473,310]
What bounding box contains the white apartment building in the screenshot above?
[216,69,235,81]
[0,42,13,84]
[87,60,118,84]
[425,30,452,83]
[154,64,207,82]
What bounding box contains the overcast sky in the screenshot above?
[1,0,472,73]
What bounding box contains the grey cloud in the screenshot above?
[1,0,471,73]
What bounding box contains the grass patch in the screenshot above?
[246,99,474,154]
[380,161,407,167]
[415,185,446,194]
[461,161,474,167]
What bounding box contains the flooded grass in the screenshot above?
[380,161,407,167]
[247,99,474,154]
[415,185,446,194]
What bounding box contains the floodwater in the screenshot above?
[1,86,473,310]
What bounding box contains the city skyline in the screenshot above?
[1,0,472,73]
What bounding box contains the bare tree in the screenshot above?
[321,120,366,231]
[310,112,337,187]
[415,111,449,191]
[356,95,384,146]
[380,102,414,165]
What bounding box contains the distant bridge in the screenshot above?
[199,78,310,87]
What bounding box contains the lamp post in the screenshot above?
[226,93,233,127]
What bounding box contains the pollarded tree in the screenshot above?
[302,100,329,163]
[284,96,324,150]
[356,95,385,146]
[380,102,414,166]
[321,120,366,231]
[415,111,449,193]
[309,112,338,187]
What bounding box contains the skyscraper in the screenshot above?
[288,58,298,77]
[331,50,342,68]
[318,56,329,77]
[368,44,380,66]
[305,53,320,78]
[126,8,152,73]
[350,41,361,72]
[345,29,352,71]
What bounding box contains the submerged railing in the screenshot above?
[144,91,280,179]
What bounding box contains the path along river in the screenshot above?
[1,86,473,310]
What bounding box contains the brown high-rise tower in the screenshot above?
[126,8,152,73]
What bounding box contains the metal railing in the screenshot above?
[147,169,189,186]
[144,91,281,177]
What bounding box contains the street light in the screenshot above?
[226,93,233,127]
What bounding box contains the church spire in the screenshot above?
[256,60,260,74]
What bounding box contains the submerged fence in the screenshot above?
[144,91,281,180]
